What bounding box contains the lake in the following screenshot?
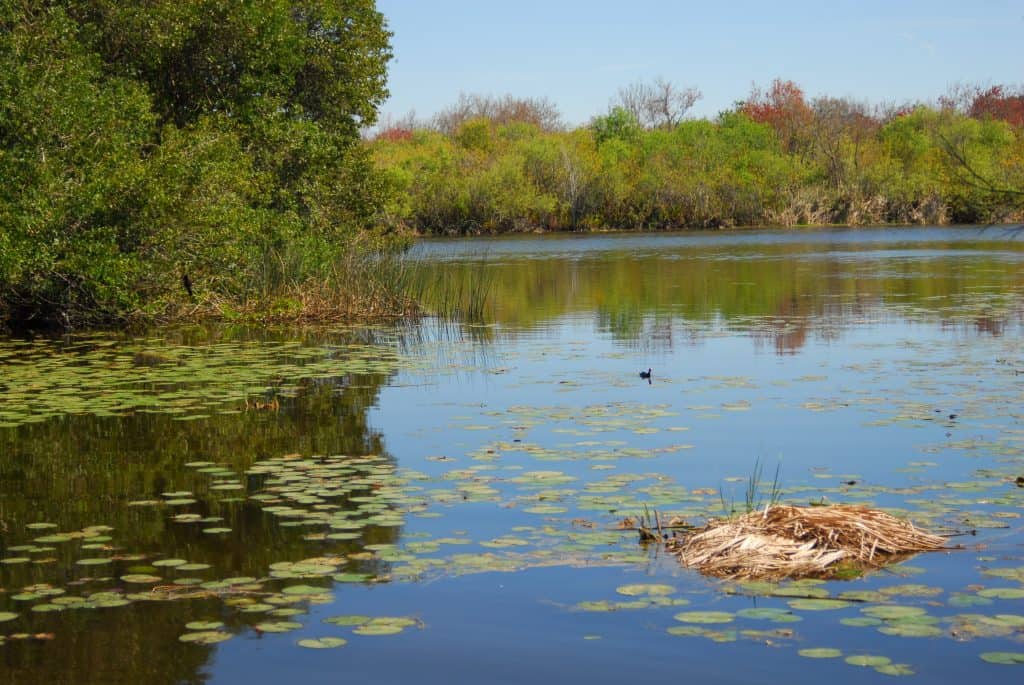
[2,226,1023,683]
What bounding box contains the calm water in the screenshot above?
[2,227,1024,684]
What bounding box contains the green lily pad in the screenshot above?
[736,607,801,622]
[878,623,944,637]
[798,648,842,658]
[978,587,1024,599]
[353,624,404,636]
[673,611,734,624]
[980,652,1024,665]
[861,606,927,620]
[26,522,58,530]
[176,563,211,572]
[322,615,370,626]
[179,631,232,644]
[0,612,18,623]
[297,637,348,649]
[281,584,331,596]
[875,663,915,676]
[255,621,303,633]
[841,617,883,627]
[120,574,162,584]
[185,621,224,631]
[32,604,65,613]
[948,593,992,607]
[846,655,892,667]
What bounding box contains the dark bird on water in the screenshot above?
[639,368,652,382]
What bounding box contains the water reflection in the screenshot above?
[415,227,1024,354]
[0,328,402,685]
[3,228,1024,684]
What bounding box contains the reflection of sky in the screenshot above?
[409,226,1024,262]
[376,311,1017,523]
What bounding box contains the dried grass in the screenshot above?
[668,504,946,580]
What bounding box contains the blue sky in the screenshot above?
[375,0,1024,125]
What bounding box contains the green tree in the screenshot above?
[0,1,395,328]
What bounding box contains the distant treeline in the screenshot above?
[370,81,1024,234]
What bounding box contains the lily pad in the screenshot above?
[255,621,303,633]
[861,606,927,620]
[185,621,224,631]
[878,623,944,637]
[978,587,1024,599]
[322,615,370,626]
[980,652,1024,665]
[615,583,675,597]
[352,623,404,636]
[845,655,892,667]
[297,637,348,649]
[736,607,801,623]
[673,611,734,624]
[798,648,842,659]
[179,631,232,644]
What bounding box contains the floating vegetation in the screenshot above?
[297,637,348,649]
[669,505,946,580]
[980,652,1024,665]
[3,244,1024,681]
[673,611,735,624]
[615,583,675,597]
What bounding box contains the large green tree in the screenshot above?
[0,1,393,328]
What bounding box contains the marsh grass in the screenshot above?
[147,246,420,325]
[720,458,783,517]
[413,259,495,322]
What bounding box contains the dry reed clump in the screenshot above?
[667,504,946,581]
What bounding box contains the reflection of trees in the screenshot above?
[422,242,1024,354]
[0,331,400,685]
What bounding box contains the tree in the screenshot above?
[432,93,562,135]
[740,79,814,154]
[614,77,702,129]
[590,107,641,144]
[940,83,1024,127]
[809,96,880,190]
[0,1,395,328]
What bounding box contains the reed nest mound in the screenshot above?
[667,504,947,580]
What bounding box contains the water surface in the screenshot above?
[2,227,1023,683]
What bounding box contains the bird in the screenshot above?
[639,368,652,381]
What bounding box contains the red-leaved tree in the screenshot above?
[969,86,1024,127]
[740,79,814,153]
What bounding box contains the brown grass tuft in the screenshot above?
[667,504,946,580]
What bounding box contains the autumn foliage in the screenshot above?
[371,79,1024,235]
[968,86,1024,127]
[740,79,815,153]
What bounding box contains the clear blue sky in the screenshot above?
[375,0,1024,125]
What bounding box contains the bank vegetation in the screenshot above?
[371,81,1024,234]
